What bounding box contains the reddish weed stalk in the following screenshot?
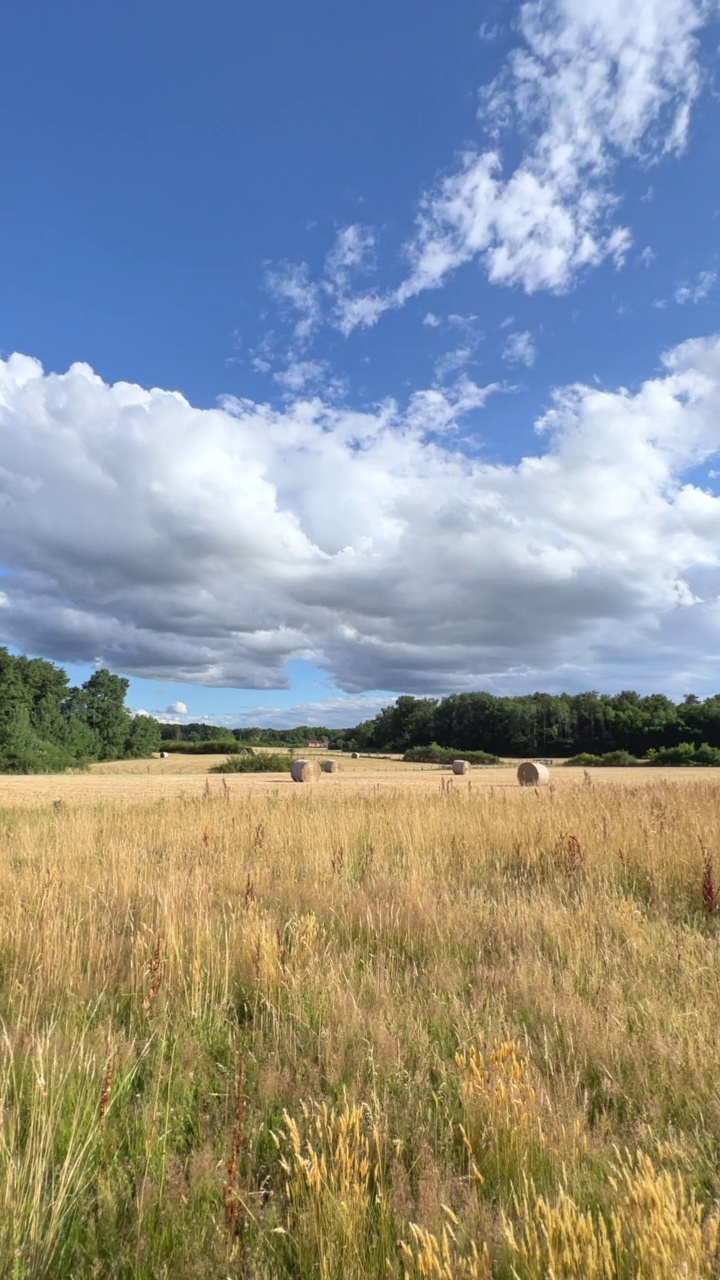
[142,934,163,1012]
[553,832,584,873]
[99,1045,114,1128]
[701,839,716,918]
[244,872,255,909]
[224,1052,245,1239]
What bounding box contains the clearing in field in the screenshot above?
[3,773,720,1277]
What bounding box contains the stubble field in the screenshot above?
[1,749,718,805]
[3,759,720,1277]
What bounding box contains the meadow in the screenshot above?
[3,757,720,1277]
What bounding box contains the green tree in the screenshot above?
[65,669,131,761]
[124,713,162,758]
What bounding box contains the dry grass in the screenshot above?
[0,751,717,807]
[2,776,720,1276]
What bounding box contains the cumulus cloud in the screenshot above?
[502,330,538,366]
[166,701,188,715]
[1,342,720,694]
[340,0,715,328]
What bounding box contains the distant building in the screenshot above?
[306,739,329,749]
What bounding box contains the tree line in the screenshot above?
[14,647,720,772]
[0,648,161,772]
[161,689,720,760]
[160,723,333,748]
[341,691,720,758]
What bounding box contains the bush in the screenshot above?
[647,742,720,766]
[163,740,247,755]
[600,750,640,766]
[210,753,294,773]
[403,743,502,765]
[0,734,87,774]
[565,751,640,766]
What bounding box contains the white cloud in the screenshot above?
[325,224,376,286]
[640,246,656,267]
[502,330,538,366]
[448,313,480,329]
[1,342,720,694]
[340,0,715,327]
[155,695,390,730]
[423,312,442,327]
[273,359,329,393]
[434,346,475,381]
[166,701,188,715]
[265,263,322,345]
[675,269,717,304]
[434,321,485,381]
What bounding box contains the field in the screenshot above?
[1,749,719,806]
[3,763,720,1277]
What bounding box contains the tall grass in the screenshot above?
[1,780,720,1275]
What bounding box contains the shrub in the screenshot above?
[601,750,640,766]
[565,751,640,766]
[647,742,720,767]
[0,720,88,774]
[0,741,87,774]
[210,752,294,773]
[403,743,502,765]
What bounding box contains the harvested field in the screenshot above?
[3,771,720,1276]
[0,751,718,807]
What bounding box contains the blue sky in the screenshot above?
[1,0,720,726]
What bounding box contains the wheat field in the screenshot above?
[3,768,720,1276]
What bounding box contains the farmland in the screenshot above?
[3,764,720,1276]
[1,749,719,806]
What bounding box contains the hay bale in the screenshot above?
[322,760,338,773]
[452,759,470,775]
[291,759,320,783]
[159,751,169,759]
[351,752,360,759]
[517,760,550,787]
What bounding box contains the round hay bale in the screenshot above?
[351,752,360,759]
[322,759,338,773]
[159,751,169,759]
[517,760,550,787]
[452,759,470,775]
[291,759,320,783]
